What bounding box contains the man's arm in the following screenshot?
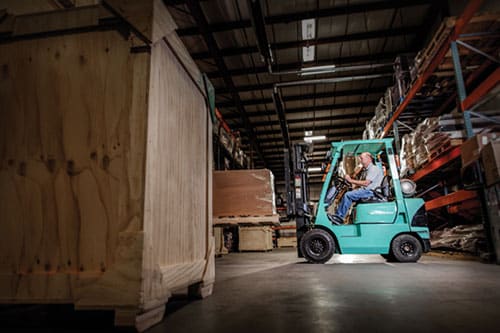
[345,174,371,187]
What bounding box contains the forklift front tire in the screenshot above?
[300,229,335,264]
[391,234,422,263]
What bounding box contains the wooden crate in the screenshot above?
[0,1,214,331]
[213,169,276,217]
[239,226,273,252]
[277,237,297,248]
[214,226,228,256]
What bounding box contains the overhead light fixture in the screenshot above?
[304,130,313,136]
[301,19,316,62]
[308,167,322,172]
[304,135,326,142]
[299,64,337,76]
[302,19,315,40]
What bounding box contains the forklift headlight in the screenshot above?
[400,179,417,197]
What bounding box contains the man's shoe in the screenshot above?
[327,213,343,225]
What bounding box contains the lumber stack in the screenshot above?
[0,1,214,331]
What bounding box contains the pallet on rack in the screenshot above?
[213,214,280,226]
[418,137,463,169]
[416,17,455,75]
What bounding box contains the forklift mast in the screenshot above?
[285,143,312,256]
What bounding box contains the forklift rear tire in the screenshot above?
[391,234,422,263]
[300,229,335,264]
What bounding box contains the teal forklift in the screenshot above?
[287,139,430,264]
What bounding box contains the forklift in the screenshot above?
[286,138,431,264]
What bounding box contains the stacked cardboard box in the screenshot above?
[213,169,276,218]
[481,141,500,187]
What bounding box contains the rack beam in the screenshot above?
[462,67,500,111]
[381,0,484,137]
[425,190,477,211]
[410,146,461,182]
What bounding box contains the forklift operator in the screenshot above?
[329,152,384,225]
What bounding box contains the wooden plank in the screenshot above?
[13,5,101,35]
[104,0,153,41]
[141,33,210,309]
[134,305,166,332]
[0,29,148,303]
[213,214,280,226]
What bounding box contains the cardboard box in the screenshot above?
[461,132,499,168]
[213,169,276,217]
[481,141,500,187]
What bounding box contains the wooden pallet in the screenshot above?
[416,17,455,75]
[213,214,280,226]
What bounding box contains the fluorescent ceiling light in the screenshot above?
[299,64,337,76]
[308,167,322,172]
[304,130,313,136]
[301,65,336,72]
[304,135,326,142]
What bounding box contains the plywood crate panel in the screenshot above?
[0,1,213,330]
[239,226,273,252]
[213,169,276,217]
[278,237,297,248]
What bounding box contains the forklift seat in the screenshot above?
[359,175,392,203]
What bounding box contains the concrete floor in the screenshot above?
[153,249,500,333]
[2,249,500,332]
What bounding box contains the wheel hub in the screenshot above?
[310,238,325,254]
[400,241,415,256]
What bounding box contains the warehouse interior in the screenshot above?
[0,0,500,332]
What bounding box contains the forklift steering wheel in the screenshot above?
[335,176,350,187]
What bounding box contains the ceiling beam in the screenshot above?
[184,0,267,166]
[223,100,378,119]
[208,52,405,80]
[191,26,420,59]
[175,0,434,37]
[215,71,392,94]
[251,112,373,127]
[217,86,387,108]
[257,131,363,144]
[256,123,365,136]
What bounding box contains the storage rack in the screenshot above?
[378,0,500,251]
[213,108,251,170]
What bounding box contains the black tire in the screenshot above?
[391,234,422,263]
[380,253,396,262]
[300,229,335,264]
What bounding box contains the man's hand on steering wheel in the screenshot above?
[335,175,350,187]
